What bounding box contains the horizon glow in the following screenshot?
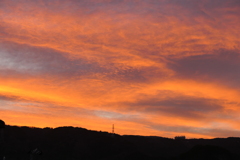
[0,0,240,138]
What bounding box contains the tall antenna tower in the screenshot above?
[112,124,114,134]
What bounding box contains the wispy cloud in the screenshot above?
[0,0,240,138]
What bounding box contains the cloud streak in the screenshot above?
[0,0,240,138]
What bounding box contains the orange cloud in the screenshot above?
[0,0,240,138]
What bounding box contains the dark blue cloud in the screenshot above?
[0,41,168,84]
[0,41,108,78]
[0,94,20,102]
[168,50,240,88]
[120,92,224,119]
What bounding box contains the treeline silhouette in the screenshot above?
[1,125,240,160]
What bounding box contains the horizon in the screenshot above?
[0,122,222,139]
[0,0,240,139]
[2,122,240,140]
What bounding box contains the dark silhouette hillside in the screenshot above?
[0,125,240,160]
[178,145,234,160]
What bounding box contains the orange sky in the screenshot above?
[0,0,240,138]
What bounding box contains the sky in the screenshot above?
[0,0,240,138]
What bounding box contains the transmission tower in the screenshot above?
[112,124,114,134]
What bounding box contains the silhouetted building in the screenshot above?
[175,136,186,140]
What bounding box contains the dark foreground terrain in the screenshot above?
[0,125,240,160]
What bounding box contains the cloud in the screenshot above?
[0,41,108,78]
[0,94,21,102]
[0,0,240,138]
[118,91,225,119]
[168,50,240,88]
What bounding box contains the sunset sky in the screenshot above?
[0,0,240,138]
